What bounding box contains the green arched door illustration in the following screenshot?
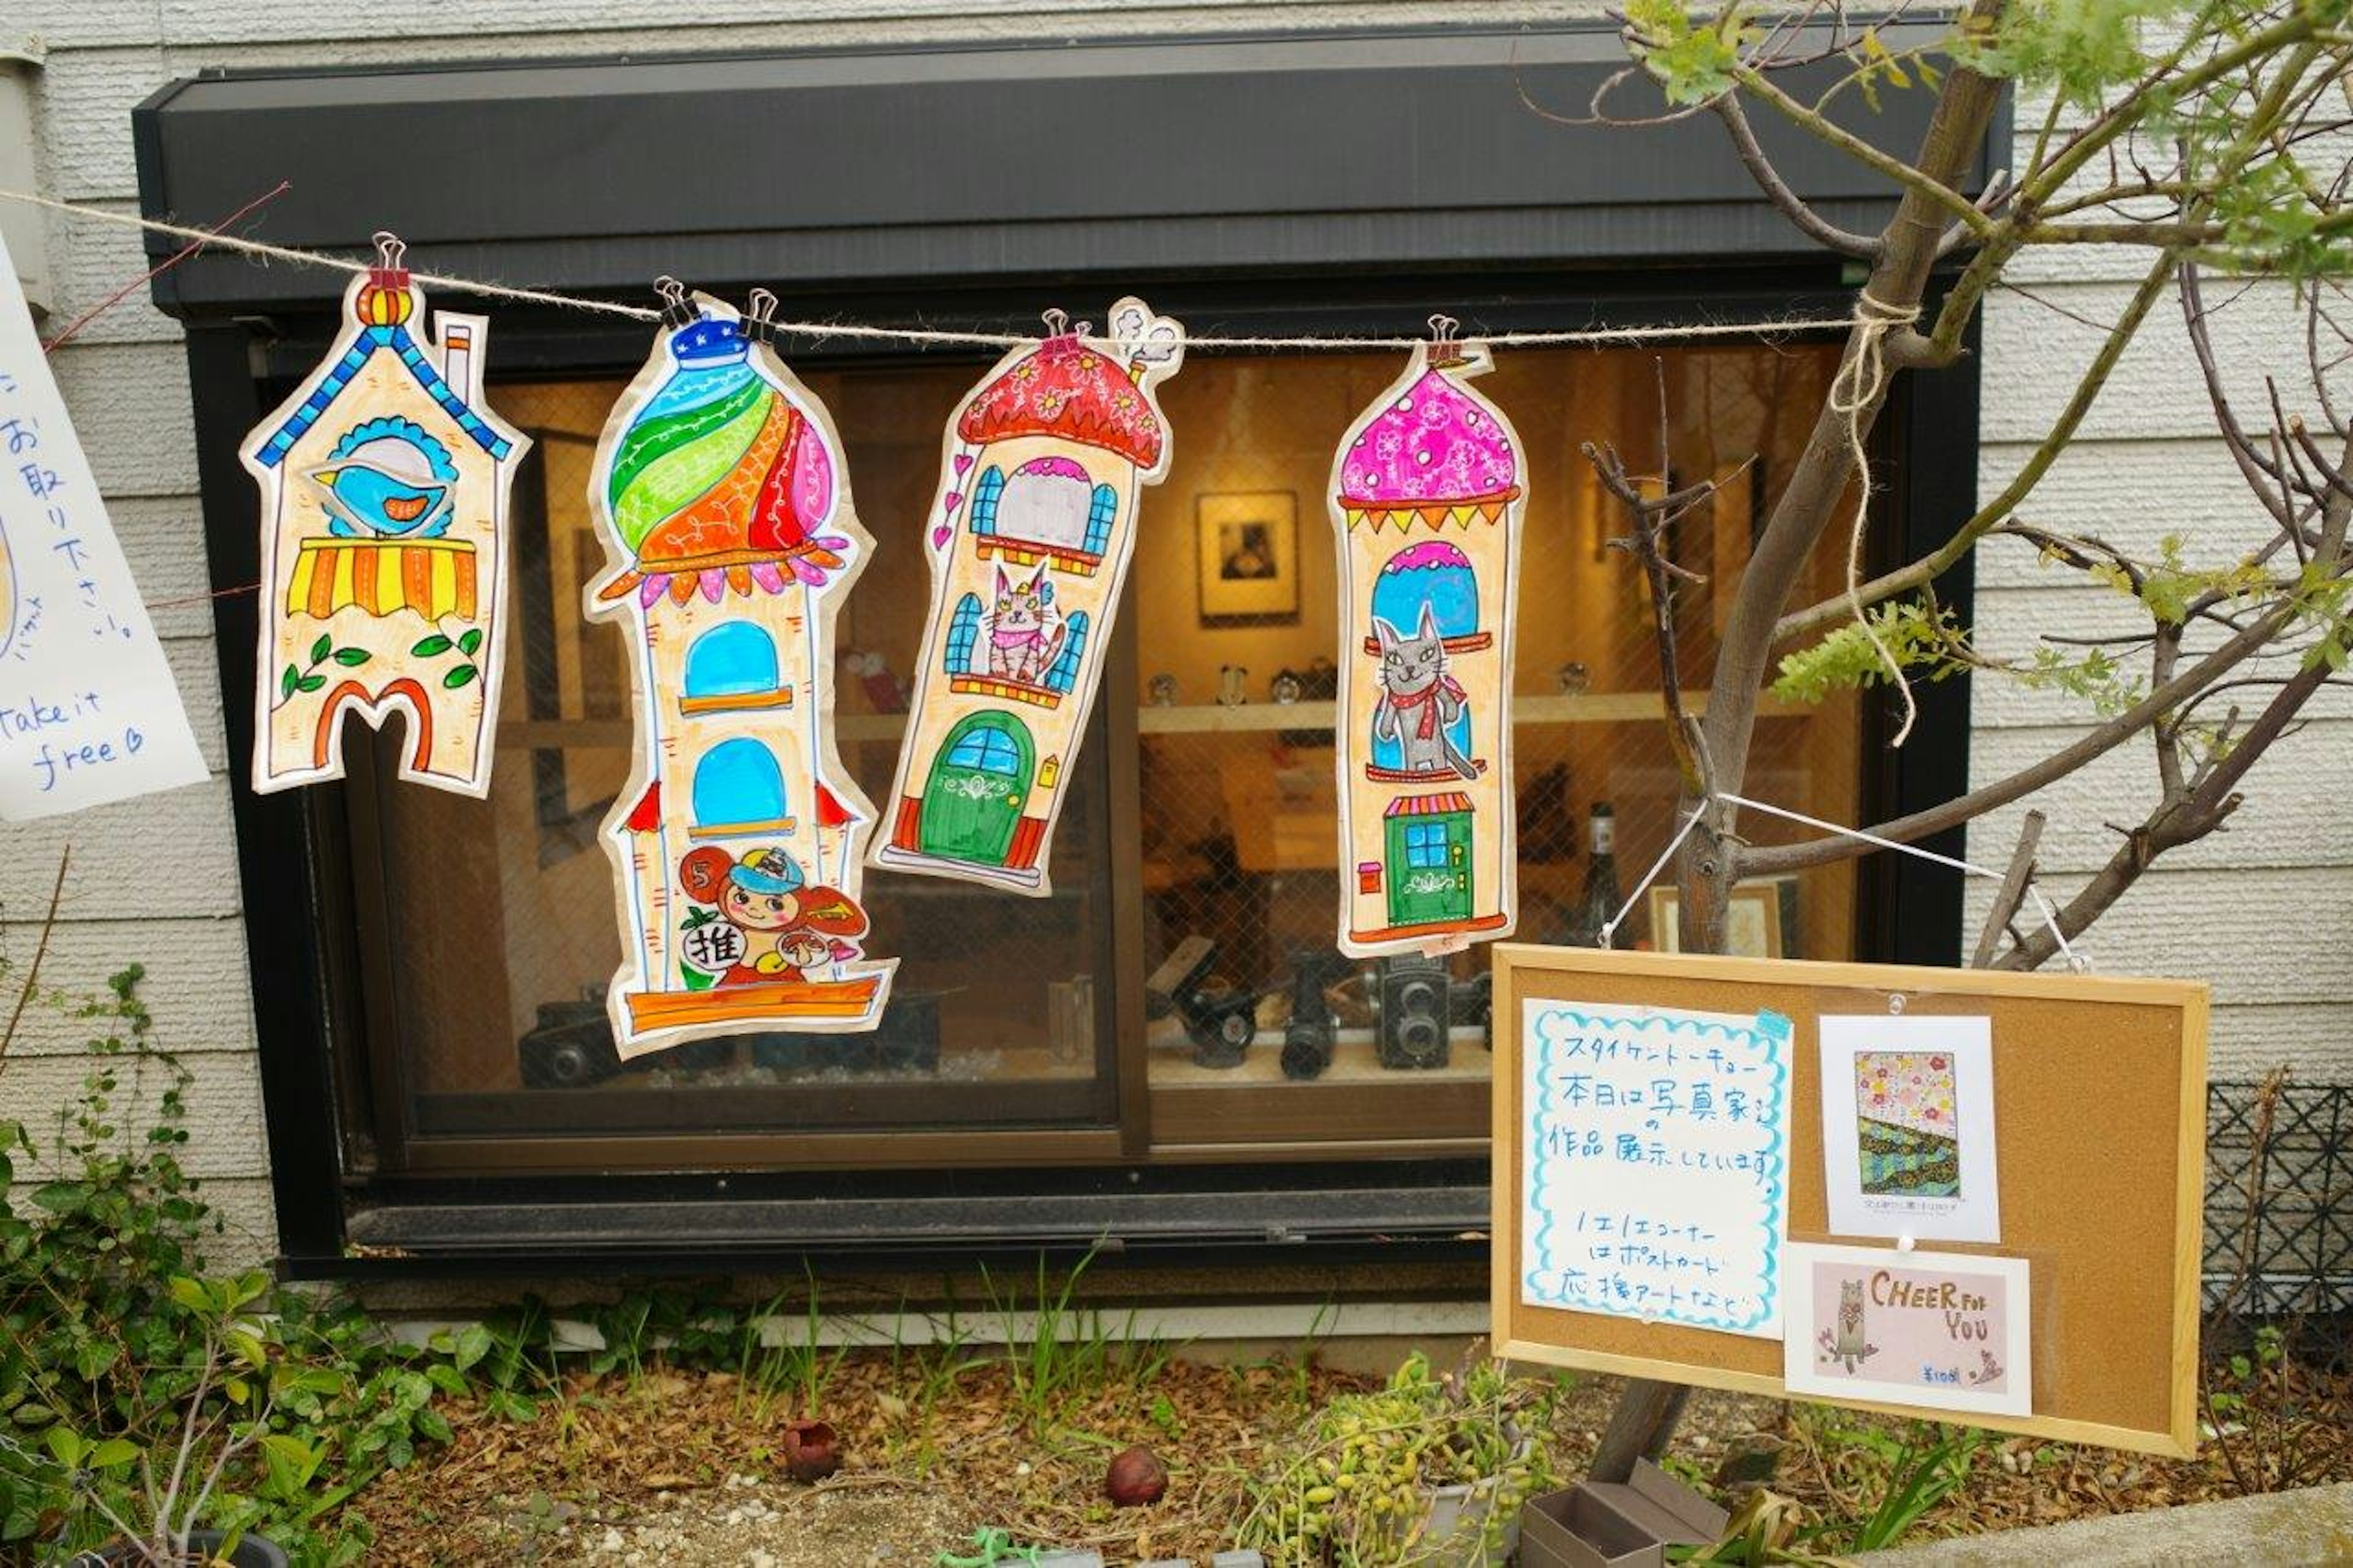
[919,710,1034,864]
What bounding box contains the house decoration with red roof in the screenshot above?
[1328,327,1525,956]
[241,235,529,797]
[871,300,1184,895]
[583,284,894,1058]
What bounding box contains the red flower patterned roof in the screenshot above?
[957,333,1164,468]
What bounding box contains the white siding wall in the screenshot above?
[3,3,2341,1266]
[1965,96,2353,1081]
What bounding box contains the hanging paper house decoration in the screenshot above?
[871,301,1184,895]
[243,234,528,795]
[1330,324,1525,956]
[586,283,893,1056]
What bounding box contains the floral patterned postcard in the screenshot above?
[1819,1016,2000,1243]
[1782,1241,2031,1418]
[1855,1050,1961,1199]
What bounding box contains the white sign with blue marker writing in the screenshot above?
[1520,999,1793,1338]
[0,230,205,818]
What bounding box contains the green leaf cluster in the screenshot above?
[1626,0,1749,105]
[1772,600,1976,704]
[0,969,462,1561]
[1960,0,2191,110]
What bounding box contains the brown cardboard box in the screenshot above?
[1517,1460,1730,1568]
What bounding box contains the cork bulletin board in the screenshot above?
[1491,944,2209,1456]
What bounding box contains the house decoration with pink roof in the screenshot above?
[871,300,1184,895]
[584,284,894,1058]
[1328,327,1525,956]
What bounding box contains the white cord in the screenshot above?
[1715,791,2086,971]
[1601,807,1706,950]
[2,187,1860,352]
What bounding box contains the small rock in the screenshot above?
[599,1528,624,1554]
[749,1553,778,1568]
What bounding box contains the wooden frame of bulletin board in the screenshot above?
[1491,944,2210,1456]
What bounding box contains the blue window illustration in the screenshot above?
[1404,822,1450,869]
[944,723,1023,775]
[693,738,787,829]
[683,621,780,701]
[1084,485,1117,555]
[946,593,983,675]
[969,467,1005,536]
[1044,609,1091,694]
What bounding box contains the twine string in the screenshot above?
[1828,290,1924,746]
[0,186,1860,353]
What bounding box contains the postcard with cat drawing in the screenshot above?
[1781,1241,2031,1418]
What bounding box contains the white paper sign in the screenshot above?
[1819,1014,2001,1243]
[0,230,205,817]
[1520,998,1792,1338]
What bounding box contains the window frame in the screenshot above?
[147,25,1994,1276]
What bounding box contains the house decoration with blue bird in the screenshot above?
[240,233,529,799]
[310,417,459,539]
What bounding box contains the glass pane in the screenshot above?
[360,365,1118,1144]
[1137,345,1857,1148]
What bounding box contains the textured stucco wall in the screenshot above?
[1,1,2341,1271]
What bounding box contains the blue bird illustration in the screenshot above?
[309,418,458,538]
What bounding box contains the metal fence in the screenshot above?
[2205,1079,2353,1320]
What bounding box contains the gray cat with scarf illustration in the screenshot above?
[1371,604,1477,780]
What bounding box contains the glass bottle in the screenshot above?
[1566,801,1626,948]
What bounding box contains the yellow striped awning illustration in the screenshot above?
[287,537,477,621]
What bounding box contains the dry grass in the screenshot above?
[346,1339,2353,1564]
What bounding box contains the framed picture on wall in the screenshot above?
[1646,879,1795,958]
[1195,490,1300,626]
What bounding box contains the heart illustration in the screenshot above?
[931,525,952,547]
[944,491,963,512]
[953,453,974,477]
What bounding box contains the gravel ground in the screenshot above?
[477,1472,975,1566]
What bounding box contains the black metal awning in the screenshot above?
[134,22,1989,318]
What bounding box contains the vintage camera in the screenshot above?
[1450,970,1495,1051]
[1278,949,1354,1081]
[518,999,730,1088]
[1147,934,1260,1069]
[1375,955,1452,1070]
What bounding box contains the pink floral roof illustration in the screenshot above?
[958,331,1164,469]
[1339,358,1520,512]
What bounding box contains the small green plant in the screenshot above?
[0,966,459,1562]
[1238,1351,1557,1567]
[2203,1322,2327,1494]
[979,1252,1173,1431]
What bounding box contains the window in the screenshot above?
[1045,609,1089,694]
[969,466,1004,535]
[692,737,787,829]
[943,720,1023,774]
[325,338,1878,1173]
[945,593,983,675]
[683,621,781,700]
[1085,484,1117,555]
